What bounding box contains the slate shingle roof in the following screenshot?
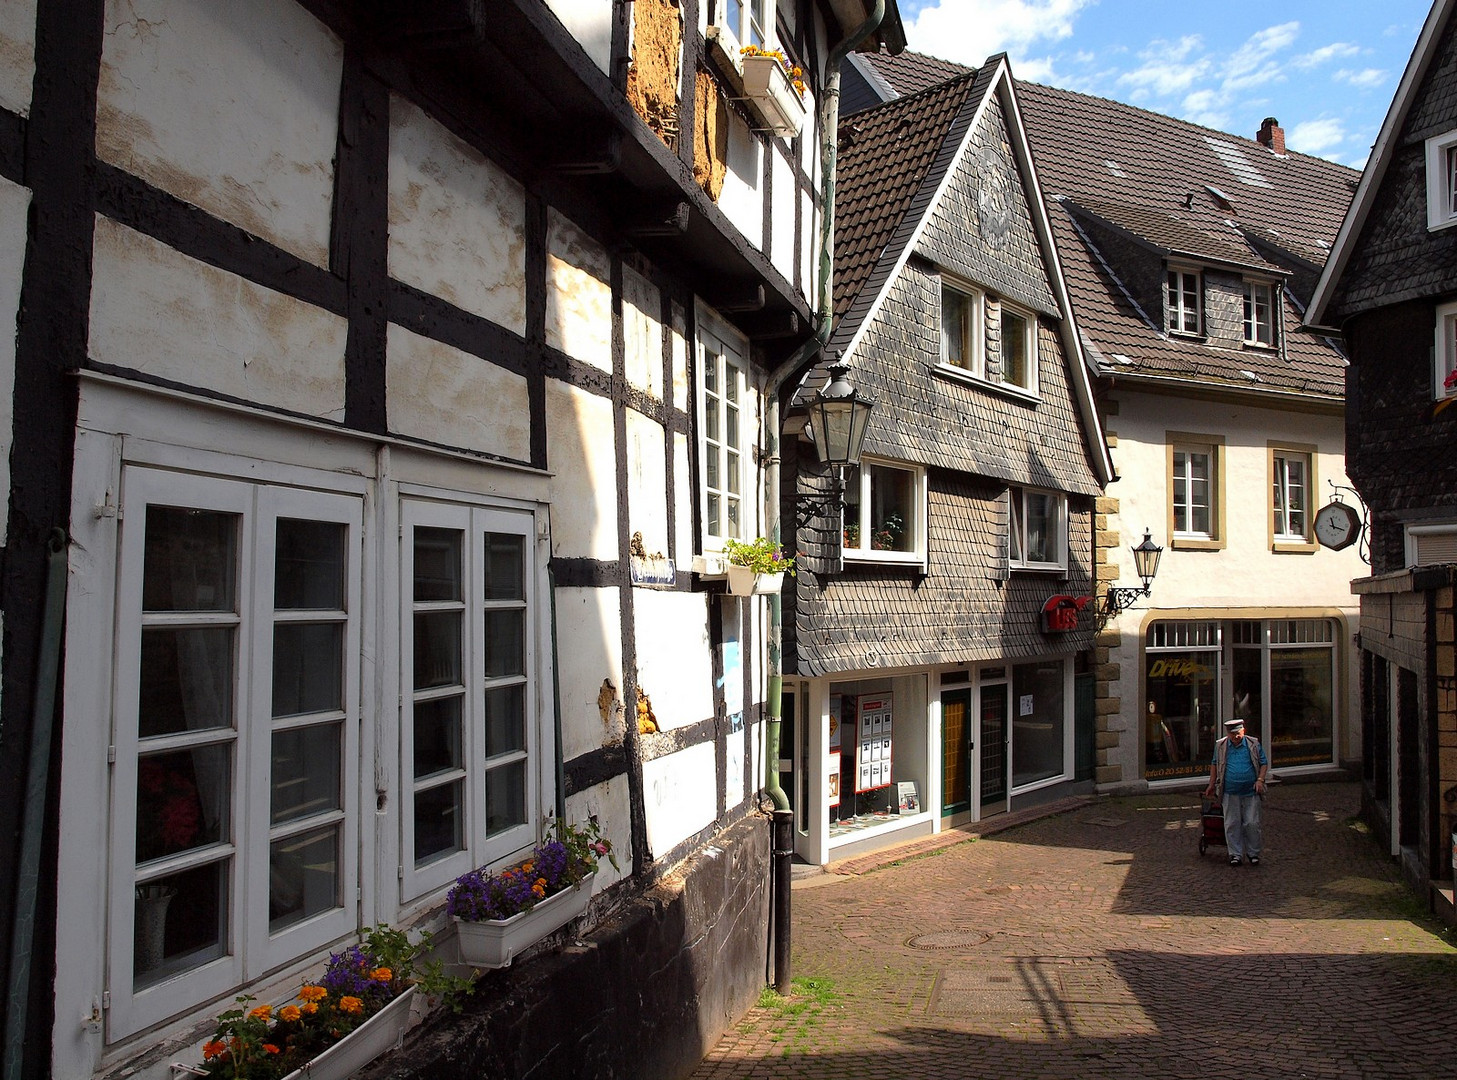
[849,50,1359,399]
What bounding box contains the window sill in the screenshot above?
[932,363,1039,403]
[1272,539,1318,554]
[844,550,926,568]
[1427,216,1457,233]
[1170,536,1224,551]
[1166,330,1207,342]
[1010,563,1068,574]
[1242,340,1278,351]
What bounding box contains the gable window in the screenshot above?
[1009,486,1067,571]
[997,301,1037,390]
[1435,300,1457,400]
[842,458,926,563]
[1270,446,1315,547]
[1425,130,1457,230]
[1168,435,1225,549]
[940,281,983,373]
[1166,269,1201,334]
[1243,281,1276,346]
[698,319,751,548]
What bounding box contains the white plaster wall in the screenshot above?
[388,95,526,334]
[673,431,692,565]
[670,300,689,414]
[644,741,717,858]
[88,216,347,419]
[545,380,619,559]
[0,176,28,547]
[800,184,819,310]
[717,118,763,252]
[386,323,530,460]
[633,590,714,730]
[623,265,663,400]
[771,146,798,291]
[724,721,743,813]
[565,778,630,889]
[96,0,341,268]
[554,586,625,761]
[0,0,35,116]
[546,210,613,373]
[625,407,668,556]
[543,0,612,74]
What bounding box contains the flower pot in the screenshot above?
[454,873,595,968]
[278,986,416,1080]
[726,565,784,596]
[739,54,806,137]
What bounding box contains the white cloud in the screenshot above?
[1220,21,1298,90]
[1293,42,1361,69]
[1116,36,1210,96]
[1335,67,1388,90]
[904,0,1092,69]
[1288,117,1346,155]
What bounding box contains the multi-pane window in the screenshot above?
[1172,447,1213,538]
[700,325,749,547]
[727,0,768,48]
[1009,486,1067,570]
[110,470,361,1038]
[999,304,1036,389]
[1436,300,1457,399]
[401,501,536,898]
[1272,451,1310,541]
[1166,269,1201,334]
[940,282,981,371]
[1243,281,1275,346]
[1425,130,1457,229]
[842,459,925,561]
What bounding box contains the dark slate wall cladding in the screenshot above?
[1344,298,1457,575]
[1074,212,1163,328]
[791,469,1095,674]
[850,263,1101,495]
[917,95,1058,317]
[1203,269,1245,349]
[1328,12,1457,317]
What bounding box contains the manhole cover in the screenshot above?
[907,930,991,950]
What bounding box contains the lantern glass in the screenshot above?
[1131,529,1163,586]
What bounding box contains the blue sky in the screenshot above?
[899,0,1434,166]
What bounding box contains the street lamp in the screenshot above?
[806,357,873,472]
[1101,529,1163,619]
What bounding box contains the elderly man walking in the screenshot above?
[1205,718,1269,866]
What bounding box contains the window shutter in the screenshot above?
[1413,528,1457,566]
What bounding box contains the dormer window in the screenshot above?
[1243,281,1276,347]
[1166,269,1201,335]
[1425,130,1457,230]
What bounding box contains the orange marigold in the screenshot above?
[278,1005,301,1023]
[339,996,364,1015]
[202,1040,226,1060]
[301,1002,319,1016]
[370,967,393,983]
[248,1005,271,1021]
[263,1044,281,1055]
[299,985,328,1002]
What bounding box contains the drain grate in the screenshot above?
[908,930,991,950]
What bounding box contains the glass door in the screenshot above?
[979,682,1008,812]
[941,688,971,815]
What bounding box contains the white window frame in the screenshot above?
[996,300,1038,392]
[1435,300,1457,400]
[697,314,753,552]
[1271,449,1311,542]
[841,457,927,566]
[1243,280,1276,347]
[399,499,539,900]
[939,279,984,375]
[107,467,363,1039]
[1405,522,1457,566]
[1425,129,1457,230]
[1166,268,1202,335]
[1008,486,1067,572]
[709,0,773,59]
[1171,445,1215,541]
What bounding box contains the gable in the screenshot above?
[917,94,1058,317]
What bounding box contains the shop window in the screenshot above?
[1143,621,1221,782]
[1166,268,1201,334]
[1243,280,1276,346]
[698,318,751,549]
[1010,658,1067,789]
[1425,129,1457,230]
[842,458,926,564]
[1009,486,1066,571]
[1434,300,1457,400]
[1167,435,1224,549]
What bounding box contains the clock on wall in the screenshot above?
[1314,501,1361,551]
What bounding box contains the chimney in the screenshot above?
[1256,117,1285,154]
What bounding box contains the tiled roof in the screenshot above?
[851,49,1358,399]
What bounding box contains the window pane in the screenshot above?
[414,696,463,779]
[842,467,862,549]
[271,722,341,825]
[1270,647,1334,767]
[484,684,525,758]
[268,825,339,932]
[942,288,967,366]
[727,403,739,448]
[136,745,230,864]
[483,533,524,601]
[1009,488,1025,562]
[868,465,914,552]
[414,527,462,602]
[1024,492,1052,563]
[414,781,463,864]
[414,610,462,689]
[727,496,741,539]
[1011,660,1065,788]
[485,761,527,835]
[274,520,345,610]
[143,507,237,612]
[1003,311,1028,387]
[1144,649,1220,782]
[484,610,525,678]
[134,861,227,987]
[139,627,235,737]
[272,623,342,717]
[707,493,721,537]
[727,449,740,495]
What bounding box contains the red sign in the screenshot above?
[1042,594,1091,633]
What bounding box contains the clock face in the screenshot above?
[1314,502,1360,550]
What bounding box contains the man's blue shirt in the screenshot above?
[1218,737,1266,796]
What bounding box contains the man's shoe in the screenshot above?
[1229,856,1241,866]
[1249,856,1260,866]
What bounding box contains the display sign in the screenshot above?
[855,695,893,793]
[897,781,919,814]
[828,694,842,808]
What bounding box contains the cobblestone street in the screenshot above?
[691,782,1457,1080]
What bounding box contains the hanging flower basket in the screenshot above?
[726,564,784,596]
[277,987,415,1080]
[455,872,595,968]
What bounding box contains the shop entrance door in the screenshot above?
[941,688,971,816]
[979,682,1009,814]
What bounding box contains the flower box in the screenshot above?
[277,986,415,1080]
[740,53,806,138]
[726,564,784,596]
[455,872,595,968]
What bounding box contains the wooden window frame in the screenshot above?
[1166,433,1225,550]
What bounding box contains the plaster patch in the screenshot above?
[544,0,612,74]
[622,265,663,400]
[554,588,624,761]
[544,381,619,560]
[0,0,36,116]
[671,300,689,413]
[625,408,668,556]
[644,741,717,858]
[565,780,630,889]
[88,215,347,419]
[388,94,527,335]
[545,210,612,373]
[386,323,530,461]
[96,0,341,267]
[633,590,713,732]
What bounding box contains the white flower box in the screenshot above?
[726,565,784,596]
[740,54,806,138]
[454,872,595,968]
[278,986,416,1080]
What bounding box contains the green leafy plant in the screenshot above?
[722,536,795,576]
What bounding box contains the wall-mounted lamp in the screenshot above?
[1100,529,1163,621]
[797,356,874,526]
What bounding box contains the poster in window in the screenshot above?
[855,695,893,792]
[828,694,842,807]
